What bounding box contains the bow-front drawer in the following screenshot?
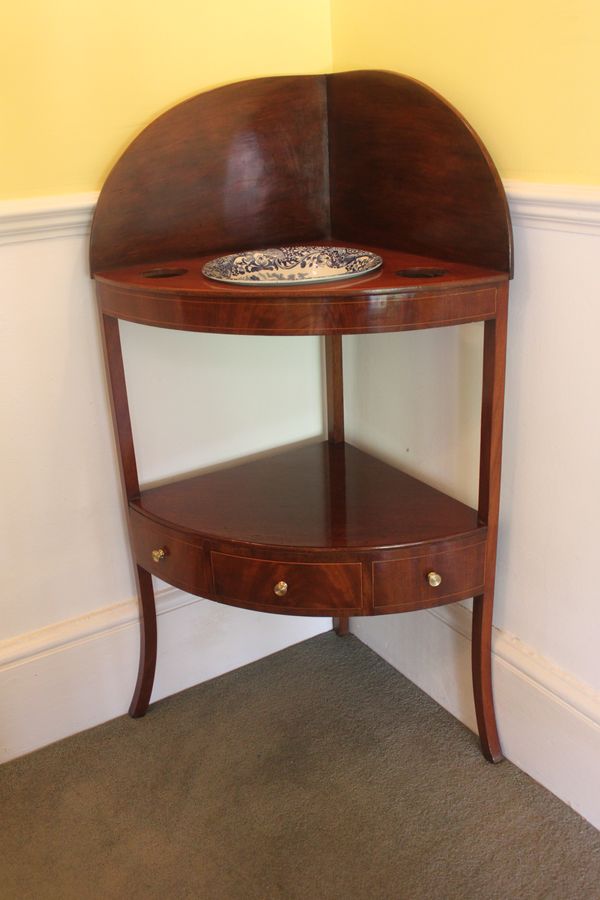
[129,510,210,597]
[373,540,486,612]
[211,552,363,614]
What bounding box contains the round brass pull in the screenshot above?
[427,571,442,588]
[273,580,288,598]
[151,548,167,563]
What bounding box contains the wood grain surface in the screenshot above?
[92,71,511,754]
[90,71,512,277]
[130,442,483,552]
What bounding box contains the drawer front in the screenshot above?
[373,542,485,611]
[211,552,362,613]
[129,511,209,596]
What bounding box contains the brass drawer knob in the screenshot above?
[427,571,442,588]
[274,580,288,597]
[151,548,167,563]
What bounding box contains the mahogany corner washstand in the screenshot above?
[90,71,512,763]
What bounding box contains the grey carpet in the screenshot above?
[1,632,599,900]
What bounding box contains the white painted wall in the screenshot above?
[346,198,600,693]
[2,229,133,637]
[120,325,323,485]
[496,223,600,685]
[1,220,324,639]
[0,200,330,760]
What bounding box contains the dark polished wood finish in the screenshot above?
[129,566,157,718]
[333,616,349,637]
[92,71,512,761]
[99,314,139,500]
[211,552,362,614]
[90,76,329,273]
[472,286,509,762]
[95,248,501,335]
[127,443,485,621]
[99,313,158,717]
[90,72,511,276]
[325,335,345,443]
[130,442,482,552]
[325,333,346,635]
[373,539,485,612]
[327,71,512,274]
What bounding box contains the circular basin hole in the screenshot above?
[142,267,188,278]
[396,267,448,279]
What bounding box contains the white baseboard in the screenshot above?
[0,590,330,764]
[5,588,599,831]
[351,608,600,831]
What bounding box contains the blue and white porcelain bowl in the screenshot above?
[202,245,382,285]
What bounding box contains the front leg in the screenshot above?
[472,592,502,762]
[129,566,158,718]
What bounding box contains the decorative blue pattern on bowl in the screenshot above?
[202,246,382,285]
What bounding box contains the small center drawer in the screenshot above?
[211,552,362,613]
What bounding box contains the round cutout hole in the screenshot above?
[396,267,447,279]
[142,267,188,278]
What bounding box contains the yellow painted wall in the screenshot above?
[330,0,600,184]
[1,0,332,198]
[4,1,600,197]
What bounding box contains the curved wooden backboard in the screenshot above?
[327,71,512,274]
[90,71,512,275]
[90,76,330,272]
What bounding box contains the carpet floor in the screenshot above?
[1,632,599,899]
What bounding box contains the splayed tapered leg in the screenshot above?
[472,592,502,762]
[129,566,158,718]
[473,293,507,763]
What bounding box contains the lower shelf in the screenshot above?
[129,441,487,615]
